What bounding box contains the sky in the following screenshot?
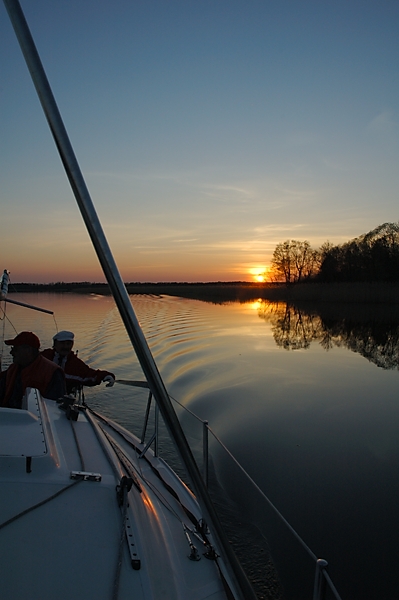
[1,0,398,283]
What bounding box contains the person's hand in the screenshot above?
[103,375,115,387]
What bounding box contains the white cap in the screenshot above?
[53,330,75,342]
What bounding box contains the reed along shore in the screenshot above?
[8,281,399,304]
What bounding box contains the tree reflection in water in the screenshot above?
[257,300,399,369]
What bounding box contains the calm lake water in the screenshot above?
[2,292,399,600]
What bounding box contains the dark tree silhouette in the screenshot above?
[271,240,319,283]
[317,222,399,282]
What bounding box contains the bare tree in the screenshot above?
[271,240,319,283]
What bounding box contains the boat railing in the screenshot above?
[201,420,343,600]
[136,383,342,600]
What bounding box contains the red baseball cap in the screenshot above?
[5,331,40,349]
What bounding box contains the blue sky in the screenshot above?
[1,0,398,282]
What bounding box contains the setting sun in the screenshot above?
[249,267,269,282]
[249,266,271,283]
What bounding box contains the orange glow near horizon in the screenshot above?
[248,266,270,283]
[4,242,274,283]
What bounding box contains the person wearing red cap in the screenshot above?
[0,331,66,409]
[41,330,115,394]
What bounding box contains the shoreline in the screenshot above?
[6,281,399,304]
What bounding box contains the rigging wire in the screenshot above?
[0,269,61,349]
[0,272,16,368]
[0,300,18,370]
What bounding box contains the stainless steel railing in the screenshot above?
[136,384,343,600]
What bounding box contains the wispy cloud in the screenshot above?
[367,110,397,134]
[200,183,255,203]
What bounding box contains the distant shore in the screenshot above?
[7,281,399,304]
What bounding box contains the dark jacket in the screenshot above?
[0,354,66,408]
[41,348,115,394]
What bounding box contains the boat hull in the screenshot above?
[0,389,236,599]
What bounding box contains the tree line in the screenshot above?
[270,222,399,284]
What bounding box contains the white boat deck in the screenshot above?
[0,389,234,599]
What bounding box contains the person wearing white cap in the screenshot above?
[41,330,115,394]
